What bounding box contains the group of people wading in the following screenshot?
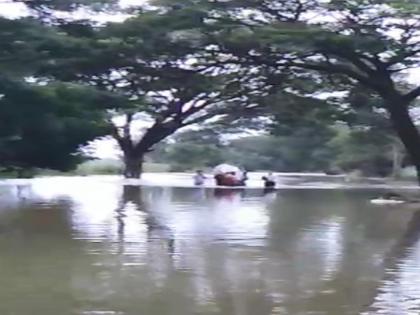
[214,171,248,186]
[193,164,276,189]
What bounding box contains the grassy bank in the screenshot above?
[73,159,171,176]
[0,159,171,178]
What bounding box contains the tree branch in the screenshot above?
[110,113,134,152]
[110,124,125,149]
[384,48,420,67]
[123,113,133,140]
[404,86,420,103]
[289,61,375,88]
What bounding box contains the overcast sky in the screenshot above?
[0,0,143,20]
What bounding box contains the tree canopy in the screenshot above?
[0,8,125,175]
[1,0,420,180]
[144,0,420,181]
[0,78,120,173]
[33,11,262,177]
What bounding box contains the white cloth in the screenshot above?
[213,164,241,175]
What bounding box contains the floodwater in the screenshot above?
[1,175,420,315]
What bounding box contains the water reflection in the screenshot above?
[363,210,420,314]
[0,179,420,314]
[118,185,174,255]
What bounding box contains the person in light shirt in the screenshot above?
[193,170,206,186]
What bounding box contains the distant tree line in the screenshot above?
[149,124,406,178]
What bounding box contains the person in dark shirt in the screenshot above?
[262,172,276,188]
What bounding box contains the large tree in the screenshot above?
[38,12,259,178]
[150,0,420,182]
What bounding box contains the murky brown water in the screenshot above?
[1,176,420,315]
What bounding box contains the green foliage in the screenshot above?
[75,159,122,175]
[1,0,419,180]
[163,143,224,171]
[33,8,265,178]
[0,17,57,76]
[330,127,393,176]
[154,123,402,176]
[154,132,335,173]
[0,78,119,171]
[149,0,420,180]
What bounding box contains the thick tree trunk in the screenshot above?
[123,154,144,179]
[391,141,403,179]
[386,100,420,185]
[114,116,182,179]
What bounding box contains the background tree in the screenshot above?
[336,86,406,177]
[153,86,406,176]
[150,0,420,182]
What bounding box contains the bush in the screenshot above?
[74,159,170,175]
[75,159,123,175]
[144,163,170,173]
[399,167,417,180]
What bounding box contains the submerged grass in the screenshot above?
[0,159,171,178]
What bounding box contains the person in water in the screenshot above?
[214,172,242,186]
[378,192,406,201]
[382,192,403,200]
[225,172,239,186]
[240,170,248,186]
[214,173,224,186]
[262,172,276,188]
[193,170,206,186]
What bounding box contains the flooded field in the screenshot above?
[0,175,420,315]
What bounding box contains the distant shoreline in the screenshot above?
[0,173,419,191]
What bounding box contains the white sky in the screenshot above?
[0,0,144,20]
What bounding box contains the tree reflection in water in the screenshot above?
[116,185,175,255]
[2,180,420,315]
[362,210,420,314]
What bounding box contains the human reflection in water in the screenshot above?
[20,199,74,239]
[116,185,174,255]
[214,187,279,202]
[263,187,277,195]
[214,188,245,200]
[192,187,207,201]
[262,188,278,203]
[362,210,420,313]
[16,184,31,202]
